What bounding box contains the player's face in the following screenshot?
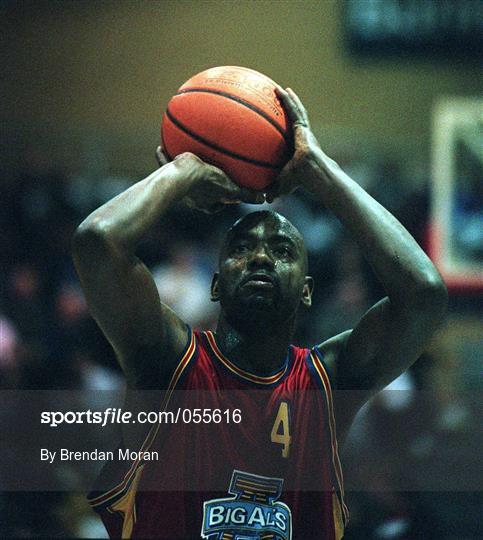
[213,215,312,329]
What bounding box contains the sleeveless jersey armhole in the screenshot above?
[306,346,350,529]
[311,345,336,390]
[163,325,197,394]
[86,327,199,538]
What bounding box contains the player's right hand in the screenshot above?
[161,149,264,213]
[266,88,323,203]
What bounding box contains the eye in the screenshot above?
[273,245,293,259]
[232,243,250,255]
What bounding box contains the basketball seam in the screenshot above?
[175,87,290,144]
[165,109,284,169]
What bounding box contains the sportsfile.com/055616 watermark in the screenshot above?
[41,408,242,427]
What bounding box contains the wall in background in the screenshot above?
[3,0,482,175]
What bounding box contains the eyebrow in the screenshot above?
[229,232,300,252]
[269,234,300,251]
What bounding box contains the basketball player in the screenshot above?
[72,88,447,539]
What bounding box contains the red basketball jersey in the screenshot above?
[88,329,348,539]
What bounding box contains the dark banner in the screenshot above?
[0,389,480,492]
[344,0,483,60]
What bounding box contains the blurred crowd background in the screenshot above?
[1,1,481,538]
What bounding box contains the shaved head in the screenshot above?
[213,210,313,334]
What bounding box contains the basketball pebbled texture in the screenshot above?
[161,66,292,191]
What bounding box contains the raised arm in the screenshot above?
[272,89,447,407]
[72,150,262,388]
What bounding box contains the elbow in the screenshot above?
[71,219,112,259]
[412,270,448,319]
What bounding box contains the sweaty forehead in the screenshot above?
[222,211,305,253]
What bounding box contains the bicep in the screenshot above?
[72,229,188,383]
[337,296,440,393]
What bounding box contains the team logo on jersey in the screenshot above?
[201,470,292,540]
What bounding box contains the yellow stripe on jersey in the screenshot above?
[205,331,287,385]
[332,492,345,540]
[310,351,349,525]
[88,331,197,511]
[109,464,145,539]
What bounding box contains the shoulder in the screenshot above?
[313,330,352,388]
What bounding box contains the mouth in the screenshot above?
[240,272,277,289]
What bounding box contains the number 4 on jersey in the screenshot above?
[271,401,291,458]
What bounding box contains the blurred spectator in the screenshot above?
[153,242,219,330]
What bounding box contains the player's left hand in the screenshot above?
[266,88,322,203]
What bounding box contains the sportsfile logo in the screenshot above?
[201,470,292,540]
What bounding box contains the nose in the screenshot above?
[247,243,274,269]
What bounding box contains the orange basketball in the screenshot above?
[161,66,292,191]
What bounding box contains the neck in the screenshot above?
[214,312,295,376]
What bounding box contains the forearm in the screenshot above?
[307,150,445,305]
[76,161,192,251]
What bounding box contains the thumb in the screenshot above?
[156,146,170,167]
[266,162,294,202]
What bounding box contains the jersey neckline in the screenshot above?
[204,330,294,387]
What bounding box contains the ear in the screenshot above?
[301,276,314,308]
[210,273,220,302]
